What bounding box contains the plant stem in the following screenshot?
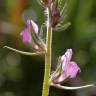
[42,8,52,96]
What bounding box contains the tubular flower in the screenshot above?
[20,19,46,53]
[50,49,80,84]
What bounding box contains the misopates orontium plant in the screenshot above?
[4,0,94,96]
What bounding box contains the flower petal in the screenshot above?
[61,49,72,71]
[62,54,69,71]
[30,20,39,34]
[68,61,80,78]
[20,26,32,44]
[62,49,72,61]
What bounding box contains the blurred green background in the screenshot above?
[0,0,96,96]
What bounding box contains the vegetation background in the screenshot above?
[0,0,96,96]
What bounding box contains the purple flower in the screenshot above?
[20,19,38,44]
[51,49,80,84]
[20,19,45,53]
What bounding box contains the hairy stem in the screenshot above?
[42,8,52,96]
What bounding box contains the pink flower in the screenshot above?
[20,20,32,44]
[20,19,45,53]
[51,49,80,84]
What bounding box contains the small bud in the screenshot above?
[51,4,61,27]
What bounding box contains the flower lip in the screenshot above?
[68,61,80,78]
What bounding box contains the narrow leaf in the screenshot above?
[4,46,44,56]
[51,83,94,90]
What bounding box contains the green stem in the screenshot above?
[42,8,52,96]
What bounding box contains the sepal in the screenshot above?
[39,24,47,43]
[50,56,62,81]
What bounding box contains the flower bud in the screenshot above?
[51,5,61,27]
[42,0,54,6]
